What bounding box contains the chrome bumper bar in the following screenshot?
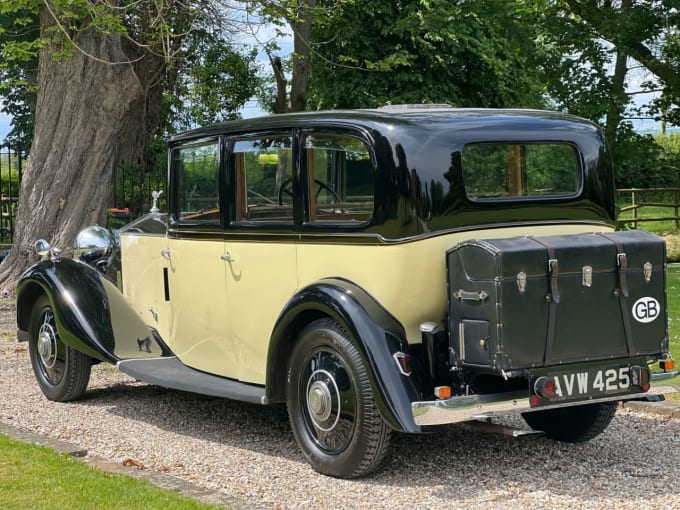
[412,375,679,427]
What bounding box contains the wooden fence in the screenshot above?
[617,188,680,229]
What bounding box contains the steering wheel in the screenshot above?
[278,178,342,205]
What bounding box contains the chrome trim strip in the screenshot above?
[412,385,680,427]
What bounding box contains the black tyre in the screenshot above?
[522,402,617,442]
[28,295,91,402]
[286,319,391,478]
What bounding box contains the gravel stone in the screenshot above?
[1,300,679,509]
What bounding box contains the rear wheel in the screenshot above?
[522,402,617,442]
[286,319,391,478]
[28,296,91,402]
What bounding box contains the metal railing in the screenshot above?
[0,144,24,244]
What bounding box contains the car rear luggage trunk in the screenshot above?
[446,230,666,372]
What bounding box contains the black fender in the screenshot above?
[266,278,422,433]
[17,258,168,362]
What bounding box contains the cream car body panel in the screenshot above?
[119,233,171,343]
[224,241,298,383]
[166,238,235,376]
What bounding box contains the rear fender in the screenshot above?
[17,259,168,362]
[266,278,422,432]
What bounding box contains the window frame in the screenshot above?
[300,129,377,227]
[168,136,224,229]
[461,141,584,204]
[227,131,298,227]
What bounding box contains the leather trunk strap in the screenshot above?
[596,232,635,356]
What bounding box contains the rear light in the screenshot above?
[630,366,651,391]
[534,376,558,398]
[660,358,675,372]
[392,352,412,376]
[434,386,451,399]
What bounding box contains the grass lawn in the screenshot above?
[0,434,224,510]
[662,265,680,395]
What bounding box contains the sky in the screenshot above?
[0,107,11,143]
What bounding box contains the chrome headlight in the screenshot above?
[74,225,116,265]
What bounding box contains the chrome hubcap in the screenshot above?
[306,369,340,432]
[37,321,58,369]
[308,380,332,422]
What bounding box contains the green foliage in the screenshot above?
[165,35,261,132]
[0,434,222,510]
[307,0,548,109]
[616,126,680,188]
[0,6,39,147]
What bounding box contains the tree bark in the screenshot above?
[288,0,314,112]
[605,47,628,168]
[0,8,164,294]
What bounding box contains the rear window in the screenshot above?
[462,143,580,201]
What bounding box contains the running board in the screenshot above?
[117,357,267,405]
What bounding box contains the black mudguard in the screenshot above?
[16,258,168,362]
[267,278,423,433]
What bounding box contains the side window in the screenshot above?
[305,134,374,223]
[233,136,294,223]
[462,143,580,200]
[172,141,220,222]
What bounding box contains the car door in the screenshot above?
[223,134,298,384]
[166,137,237,377]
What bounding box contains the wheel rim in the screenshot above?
[300,348,356,454]
[35,309,66,386]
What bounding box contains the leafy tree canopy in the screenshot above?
[307,0,550,109]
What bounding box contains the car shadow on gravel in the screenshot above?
[78,382,301,461]
[371,414,678,503]
[75,378,678,503]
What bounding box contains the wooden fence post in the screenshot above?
[631,190,637,229]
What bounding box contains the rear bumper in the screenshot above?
[412,372,679,427]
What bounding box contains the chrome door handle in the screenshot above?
[160,248,171,260]
[221,251,235,262]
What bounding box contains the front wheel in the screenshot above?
[522,402,617,442]
[28,295,91,402]
[286,319,391,478]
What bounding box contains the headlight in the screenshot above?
[73,225,116,265]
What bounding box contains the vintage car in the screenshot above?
[16,106,678,478]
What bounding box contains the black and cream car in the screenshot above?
[16,106,678,478]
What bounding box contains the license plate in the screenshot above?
[530,365,649,407]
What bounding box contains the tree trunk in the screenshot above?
[289,0,314,112]
[0,9,161,294]
[605,47,628,168]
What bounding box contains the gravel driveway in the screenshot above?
[0,299,678,510]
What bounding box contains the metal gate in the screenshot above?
[0,143,24,244]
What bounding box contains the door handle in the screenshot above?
[160,248,171,260]
[221,251,235,262]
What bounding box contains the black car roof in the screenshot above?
[168,106,598,145]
